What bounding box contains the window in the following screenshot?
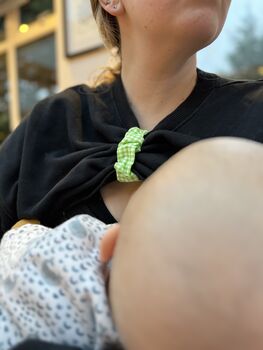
[0,16,5,42]
[198,0,263,79]
[20,0,53,24]
[0,54,10,143]
[17,35,57,118]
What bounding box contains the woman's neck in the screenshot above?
[121,54,197,131]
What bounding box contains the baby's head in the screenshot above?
[101,137,263,350]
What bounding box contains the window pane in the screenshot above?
[0,54,10,143]
[0,16,5,41]
[198,0,263,79]
[17,35,57,118]
[20,0,53,24]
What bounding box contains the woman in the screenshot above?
[1,0,263,348]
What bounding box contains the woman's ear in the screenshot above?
[98,0,124,16]
[100,224,120,263]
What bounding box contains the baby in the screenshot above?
[109,136,263,350]
[0,137,263,350]
[0,215,119,350]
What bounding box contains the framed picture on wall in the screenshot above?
[63,0,103,57]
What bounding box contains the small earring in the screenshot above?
[113,4,117,9]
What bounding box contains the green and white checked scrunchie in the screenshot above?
[114,127,149,182]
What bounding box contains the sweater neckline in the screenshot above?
[111,68,220,132]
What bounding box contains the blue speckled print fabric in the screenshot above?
[0,215,118,350]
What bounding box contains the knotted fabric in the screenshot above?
[0,68,218,232]
[114,127,148,182]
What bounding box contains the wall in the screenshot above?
[55,0,109,90]
[0,0,110,131]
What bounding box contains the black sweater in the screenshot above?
[1,68,263,349]
[0,70,263,350]
[1,69,263,237]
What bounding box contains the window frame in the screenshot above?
[0,0,57,131]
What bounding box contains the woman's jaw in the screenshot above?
[118,0,232,70]
[100,0,232,130]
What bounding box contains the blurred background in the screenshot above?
[0,0,263,143]
[198,0,263,78]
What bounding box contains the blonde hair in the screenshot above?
[89,0,122,87]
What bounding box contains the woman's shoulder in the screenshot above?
[196,69,263,118]
[25,82,111,121]
[26,84,91,124]
[15,82,116,142]
[0,82,113,166]
[193,70,263,142]
[199,68,263,95]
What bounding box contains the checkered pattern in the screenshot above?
[114,127,148,182]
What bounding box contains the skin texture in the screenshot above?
[99,0,232,222]
[105,137,263,350]
[99,0,232,130]
[101,181,142,222]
